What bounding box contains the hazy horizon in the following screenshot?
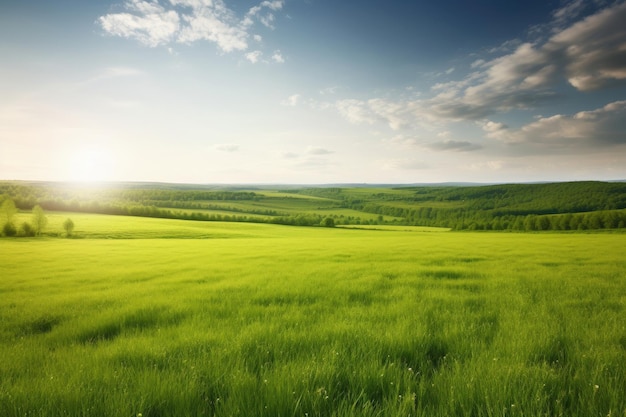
[3,178,626,190]
[2,0,626,184]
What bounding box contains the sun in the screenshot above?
[68,147,115,183]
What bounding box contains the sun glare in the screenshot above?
[68,148,115,183]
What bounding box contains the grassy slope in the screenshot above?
[0,215,625,416]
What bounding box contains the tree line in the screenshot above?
[2,180,626,232]
[355,202,626,231]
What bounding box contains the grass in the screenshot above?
[0,214,625,416]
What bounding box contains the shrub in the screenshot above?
[63,218,75,237]
[20,222,35,237]
[320,217,335,227]
[2,222,17,237]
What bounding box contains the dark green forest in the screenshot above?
[1,180,626,232]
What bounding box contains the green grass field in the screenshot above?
[1,214,625,416]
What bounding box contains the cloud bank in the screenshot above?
[490,101,626,148]
[431,0,626,120]
[327,1,626,151]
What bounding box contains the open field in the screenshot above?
[1,214,625,416]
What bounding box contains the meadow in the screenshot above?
[0,213,625,416]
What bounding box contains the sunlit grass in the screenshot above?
[0,216,624,416]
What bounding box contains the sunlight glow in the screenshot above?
[68,148,115,182]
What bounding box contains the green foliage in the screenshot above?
[1,198,17,223]
[31,204,47,236]
[20,221,35,237]
[2,221,17,236]
[63,218,74,237]
[321,217,335,227]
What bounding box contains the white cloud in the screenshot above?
[330,1,626,129]
[481,120,508,137]
[271,50,285,63]
[334,98,418,130]
[367,98,411,130]
[98,0,180,47]
[427,2,626,120]
[280,151,299,159]
[549,2,626,91]
[427,42,559,120]
[245,50,262,63]
[175,6,247,52]
[99,0,285,54]
[387,134,419,147]
[552,0,586,28]
[319,86,339,95]
[381,158,429,171]
[490,101,626,148]
[469,160,505,171]
[245,0,284,29]
[281,94,300,106]
[262,0,284,11]
[258,13,275,29]
[386,133,480,152]
[215,143,239,152]
[487,39,523,55]
[426,140,482,152]
[335,99,376,125]
[306,146,333,155]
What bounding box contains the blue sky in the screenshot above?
[1,0,626,184]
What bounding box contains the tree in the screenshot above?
[31,205,48,236]
[2,222,17,237]
[524,215,538,231]
[537,216,551,231]
[1,199,18,236]
[63,218,75,237]
[21,222,35,237]
[321,217,335,227]
[1,198,17,224]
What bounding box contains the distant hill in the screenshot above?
[1,180,625,232]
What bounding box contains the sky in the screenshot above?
[1,0,626,184]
